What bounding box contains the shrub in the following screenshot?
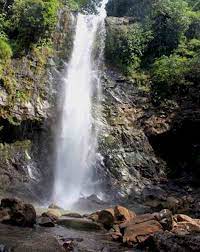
[143,0,191,65]
[186,11,200,39]
[0,38,12,60]
[106,0,153,21]
[152,54,188,99]
[67,0,91,11]
[10,0,59,48]
[105,22,152,74]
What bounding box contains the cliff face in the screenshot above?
[97,14,200,212]
[97,67,166,200]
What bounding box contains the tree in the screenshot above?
[105,22,152,74]
[10,0,59,49]
[143,0,191,65]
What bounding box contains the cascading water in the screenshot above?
[53,0,108,208]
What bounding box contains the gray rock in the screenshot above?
[38,216,55,227]
[140,231,200,252]
[57,217,103,231]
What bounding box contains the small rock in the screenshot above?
[0,209,10,222]
[166,196,179,213]
[109,224,122,241]
[42,209,62,222]
[48,204,63,210]
[63,240,74,251]
[88,212,99,222]
[59,237,83,243]
[155,209,173,231]
[0,244,9,252]
[111,232,122,241]
[38,216,55,227]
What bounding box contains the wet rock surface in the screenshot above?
[0,222,126,251]
[97,68,167,201]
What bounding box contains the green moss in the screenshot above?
[104,135,118,148]
[0,43,53,124]
[0,140,31,160]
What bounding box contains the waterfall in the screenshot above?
[53,0,108,208]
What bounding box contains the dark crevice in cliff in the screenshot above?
[148,119,200,185]
[0,119,44,144]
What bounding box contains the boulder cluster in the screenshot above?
[89,205,200,250]
[1,198,200,251]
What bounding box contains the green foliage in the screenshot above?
[0,0,61,56]
[106,0,153,21]
[67,0,88,11]
[0,38,12,61]
[186,0,200,10]
[176,38,200,57]
[186,10,200,39]
[152,54,189,87]
[152,46,200,99]
[143,0,191,65]
[9,0,59,50]
[0,13,10,39]
[106,23,152,74]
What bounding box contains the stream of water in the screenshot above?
[53,0,108,208]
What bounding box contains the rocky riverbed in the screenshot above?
[0,197,200,251]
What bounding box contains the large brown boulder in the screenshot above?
[173,214,200,233]
[95,205,136,229]
[114,205,136,222]
[119,213,156,229]
[123,220,163,246]
[0,198,36,227]
[98,208,115,228]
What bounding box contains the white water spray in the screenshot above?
[54,0,108,208]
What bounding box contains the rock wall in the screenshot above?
[96,68,166,202]
[0,8,74,202]
[96,15,200,209]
